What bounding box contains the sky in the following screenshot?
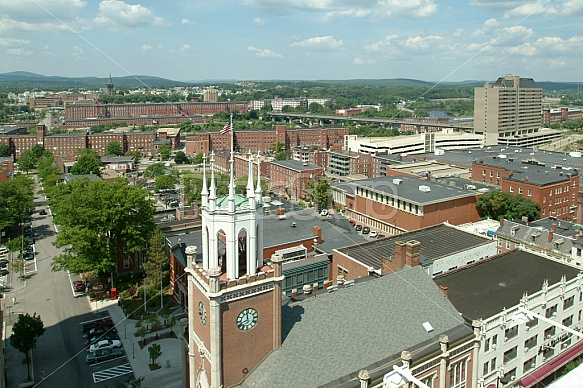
[0,0,582,83]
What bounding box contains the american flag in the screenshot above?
[220,122,233,134]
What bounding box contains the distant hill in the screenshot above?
[0,72,579,92]
[0,71,190,90]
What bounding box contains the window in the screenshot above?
[564,296,575,310]
[450,359,468,388]
[519,187,523,195]
[503,368,516,382]
[546,304,558,318]
[544,326,556,339]
[523,356,536,372]
[504,346,518,361]
[526,317,538,329]
[505,326,518,341]
[528,189,532,197]
[123,259,130,269]
[524,335,537,350]
[506,241,511,249]
[420,375,434,388]
[562,315,573,327]
[543,196,546,203]
[509,185,514,193]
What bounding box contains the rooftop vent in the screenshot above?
[418,185,431,192]
[392,178,403,185]
[422,321,434,333]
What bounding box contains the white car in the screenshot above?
[89,339,122,353]
[320,209,328,216]
[369,231,379,238]
[0,247,8,255]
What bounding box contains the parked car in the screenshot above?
[355,225,362,232]
[82,318,114,334]
[85,332,119,346]
[362,227,370,234]
[39,209,47,215]
[369,231,378,238]
[89,339,122,353]
[0,259,8,266]
[377,234,386,239]
[320,209,328,216]
[24,251,35,261]
[86,325,115,338]
[73,280,86,292]
[0,247,8,255]
[0,269,9,276]
[85,347,123,364]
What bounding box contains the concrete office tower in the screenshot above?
[203,87,219,102]
[474,75,542,145]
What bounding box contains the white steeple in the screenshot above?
[209,151,216,212]
[201,153,208,207]
[255,151,263,204]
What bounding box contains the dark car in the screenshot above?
[0,259,8,266]
[0,269,9,276]
[355,225,362,232]
[39,209,47,215]
[82,318,114,334]
[85,347,123,364]
[24,251,35,261]
[362,227,370,234]
[86,325,115,338]
[73,280,86,292]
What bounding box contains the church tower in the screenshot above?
[184,151,284,388]
[106,74,115,96]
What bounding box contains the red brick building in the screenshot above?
[334,175,481,235]
[185,125,347,155]
[266,159,325,201]
[472,158,579,221]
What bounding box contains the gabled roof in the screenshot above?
[434,250,581,320]
[336,223,492,269]
[241,266,469,388]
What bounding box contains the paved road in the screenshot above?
[4,183,132,388]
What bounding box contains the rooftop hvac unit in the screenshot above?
[344,280,355,288]
[422,321,434,333]
[392,178,403,185]
[418,185,431,192]
[327,285,338,293]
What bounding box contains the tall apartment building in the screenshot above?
[474,75,542,145]
[203,87,218,102]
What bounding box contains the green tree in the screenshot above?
[191,153,204,166]
[135,325,147,346]
[154,174,178,192]
[313,178,331,210]
[159,142,172,161]
[0,175,34,231]
[274,150,292,160]
[18,149,36,173]
[115,376,144,388]
[173,151,190,164]
[125,150,142,165]
[143,227,167,289]
[105,141,124,156]
[144,163,167,179]
[11,313,46,380]
[70,149,102,176]
[148,343,162,365]
[0,142,10,157]
[476,191,540,221]
[50,178,156,276]
[30,144,44,159]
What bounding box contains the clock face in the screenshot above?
[198,301,207,325]
[236,308,258,331]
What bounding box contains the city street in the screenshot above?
[3,183,133,388]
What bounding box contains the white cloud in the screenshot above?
[365,34,398,52]
[181,18,196,26]
[6,48,33,56]
[353,57,374,65]
[94,0,169,30]
[247,46,282,58]
[243,0,437,19]
[0,37,30,46]
[401,35,442,50]
[70,46,85,61]
[0,0,87,21]
[180,44,192,52]
[291,36,343,49]
[141,43,152,51]
[252,17,266,25]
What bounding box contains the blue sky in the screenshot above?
[0,0,582,82]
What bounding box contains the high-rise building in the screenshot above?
[474,75,542,145]
[203,87,219,102]
[106,74,115,96]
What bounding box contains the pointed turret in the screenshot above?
[209,151,217,212]
[255,151,263,205]
[227,149,236,213]
[201,153,208,207]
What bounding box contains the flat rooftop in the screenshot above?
[434,250,581,320]
[336,223,492,269]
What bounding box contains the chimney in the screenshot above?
[522,216,529,224]
[405,240,421,267]
[439,285,448,297]
[552,223,557,233]
[381,241,407,274]
[312,226,322,244]
[548,229,554,243]
[574,230,580,239]
[499,216,505,226]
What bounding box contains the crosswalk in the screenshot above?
[92,363,133,383]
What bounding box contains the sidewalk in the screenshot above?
[91,298,184,388]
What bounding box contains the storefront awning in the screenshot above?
[521,341,583,387]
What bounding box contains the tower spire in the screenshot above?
[209,151,217,211]
[228,114,235,213]
[201,153,208,207]
[255,151,263,204]
[247,151,254,198]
